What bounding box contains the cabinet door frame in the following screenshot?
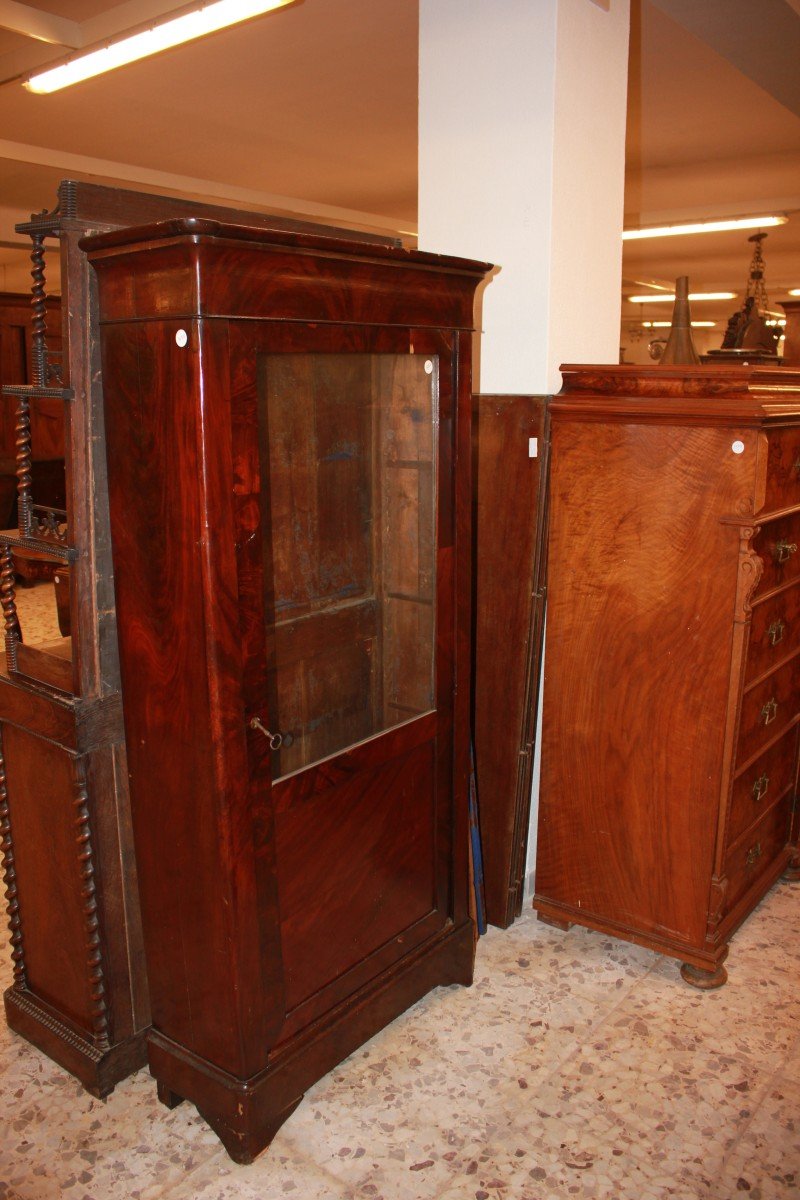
[227,320,469,1039]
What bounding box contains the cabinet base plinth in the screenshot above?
[679,961,728,990]
[4,985,148,1098]
[148,920,475,1163]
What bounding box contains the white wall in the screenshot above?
[419,0,631,889]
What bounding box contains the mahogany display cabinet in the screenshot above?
[535,364,800,987]
[83,217,490,1162]
[0,180,407,1099]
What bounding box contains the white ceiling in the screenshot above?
[0,0,798,335]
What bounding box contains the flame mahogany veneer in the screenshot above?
[535,363,800,987]
[83,219,490,1162]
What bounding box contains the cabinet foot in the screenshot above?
[680,961,728,989]
[198,1096,304,1165]
[537,912,572,932]
[785,852,800,882]
[157,1081,184,1110]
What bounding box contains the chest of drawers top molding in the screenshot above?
[556,364,800,429]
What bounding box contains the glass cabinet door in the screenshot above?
[257,353,438,779]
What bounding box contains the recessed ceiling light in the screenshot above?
[25,0,295,94]
[627,292,736,304]
[623,216,788,241]
[790,289,800,297]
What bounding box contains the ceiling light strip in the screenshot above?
[623,215,788,241]
[25,0,294,94]
[627,292,736,304]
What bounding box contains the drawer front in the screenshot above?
[737,653,800,765]
[763,428,800,514]
[729,725,798,848]
[723,798,792,917]
[753,515,800,596]
[746,582,800,683]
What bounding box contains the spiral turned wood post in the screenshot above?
[13,394,32,538]
[0,731,26,990]
[0,543,21,668]
[30,233,48,389]
[74,763,110,1052]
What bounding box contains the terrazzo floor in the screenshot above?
[1,585,798,1200]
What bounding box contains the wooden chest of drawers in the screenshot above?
[534,364,800,987]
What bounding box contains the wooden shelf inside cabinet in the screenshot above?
[472,395,549,928]
[83,216,491,1162]
[535,363,800,987]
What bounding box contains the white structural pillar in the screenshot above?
[418,0,631,874]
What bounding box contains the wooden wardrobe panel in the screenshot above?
[472,395,549,928]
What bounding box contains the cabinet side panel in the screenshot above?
[538,421,750,947]
[472,395,548,928]
[3,726,91,1032]
[100,321,253,1072]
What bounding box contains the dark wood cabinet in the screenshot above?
[535,364,800,987]
[84,218,489,1162]
[472,395,549,928]
[0,181,411,1099]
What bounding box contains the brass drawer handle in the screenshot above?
[760,697,779,726]
[752,773,769,803]
[745,842,762,867]
[767,619,785,646]
[774,539,798,564]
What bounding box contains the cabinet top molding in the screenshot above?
[555,362,800,426]
[81,218,492,332]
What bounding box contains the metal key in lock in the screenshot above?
[250,716,294,750]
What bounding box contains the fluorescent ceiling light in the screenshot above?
[25,0,294,93]
[623,215,788,241]
[642,321,716,328]
[627,292,736,304]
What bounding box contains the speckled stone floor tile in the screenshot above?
[0,609,797,1200]
[707,1073,800,1198]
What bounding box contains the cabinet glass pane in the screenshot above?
[257,353,438,779]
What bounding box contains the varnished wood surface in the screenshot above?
[555,363,800,426]
[89,221,487,1159]
[0,176,426,1102]
[472,395,548,928]
[81,221,488,332]
[536,364,800,980]
[539,421,744,949]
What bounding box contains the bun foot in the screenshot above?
[680,961,728,989]
[785,858,800,882]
